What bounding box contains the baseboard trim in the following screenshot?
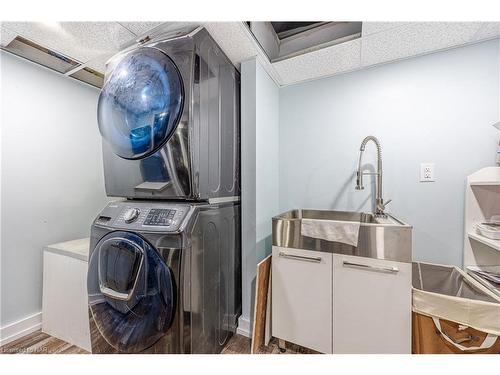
[236,316,252,338]
[0,312,42,347]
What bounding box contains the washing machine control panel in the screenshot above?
[99,202,191,232]
[141,208,187,230]
[143,209,176,226]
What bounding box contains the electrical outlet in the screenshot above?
[420,163,435,182]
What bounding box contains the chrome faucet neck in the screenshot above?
[355,136,390,216]
[360,135,381,152]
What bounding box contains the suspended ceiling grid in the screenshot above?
[1,21,499,88]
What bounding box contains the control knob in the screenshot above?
[123,208,140,223]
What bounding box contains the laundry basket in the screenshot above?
[412,262,500,354]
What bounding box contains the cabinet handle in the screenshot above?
[278,251,322,263]
[342,261,399,274]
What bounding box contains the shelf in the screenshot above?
[468,167,500,186]
[470,181,500,186]
[465,167,500,266]
[468,232,500,252]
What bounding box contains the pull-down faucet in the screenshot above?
[355,136,391,217]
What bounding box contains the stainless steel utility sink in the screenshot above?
[277,209,407,224]
[272,209,412,263]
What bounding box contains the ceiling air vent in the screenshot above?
[2,36,80,73]
[246,21,362,62]
[69,66,104,88]
[1,35,104,88]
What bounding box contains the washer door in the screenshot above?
[97,47,184,160]
[87,232,175,353]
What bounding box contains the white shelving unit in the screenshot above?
[467,232,500,252]
[463,167,500,267]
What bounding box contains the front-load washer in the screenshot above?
[87,200,241,353]
[97,27,240,201]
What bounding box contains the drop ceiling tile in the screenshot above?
[0,27,17,47]
[144,22,200,40]
[204,22,261,67]
[472,22,500,42]
[1,22,135,63]
[85,23,203,74]
[118,22,165,36]
[361,22,483,67]
[205,22,285,84]
[88,22,266,77]
[362,22,408,36]
[85,53,115,74]
[272,39,361,85]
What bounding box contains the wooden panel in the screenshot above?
[333,254,411,354]
[264,267,272,346]
[412,313,500,354]
[251,254,271,353]
[272,246,332,353]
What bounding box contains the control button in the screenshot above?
[123,208,141,223]
[144,208,176,226]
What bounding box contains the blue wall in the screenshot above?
[279,39,500,266]
[1,52,109,328]
[239,58,280,335]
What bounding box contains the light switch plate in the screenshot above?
[420,163,435,182]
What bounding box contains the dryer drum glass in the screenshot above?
[97,47,184,159]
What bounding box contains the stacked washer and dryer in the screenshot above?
[87,28,241,354]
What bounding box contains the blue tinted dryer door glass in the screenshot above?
[97,47,184,159]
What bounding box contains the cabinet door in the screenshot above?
[272,246,332,353]
[333,254,411,354]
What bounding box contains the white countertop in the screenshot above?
[44,238,90,262]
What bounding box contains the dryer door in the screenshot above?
[87,231,175,353]
[97,47,184,160]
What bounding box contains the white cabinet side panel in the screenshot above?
[42,251,90,351]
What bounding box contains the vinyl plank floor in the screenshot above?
[0,331,88,354]
[1,331,315,354]
[221,334,318,354]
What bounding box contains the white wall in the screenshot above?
[239,58,279,335]
[0,52,108,329]
[279,39,500,267]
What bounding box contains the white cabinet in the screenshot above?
[272,246,333,353]
[332,254,412,354]
[42,238,91,351]
[271,247,411,354]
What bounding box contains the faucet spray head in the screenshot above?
[355,171,364,190]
